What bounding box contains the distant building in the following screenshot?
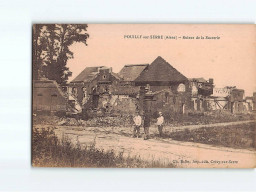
[189,78,214,97]
[245,92,256,112]
[229,88,245,114]
[189,77,214,111]
[253,92,256,111]
[245,96,253,111]
[208,87,232,111]
[208,86,245,114]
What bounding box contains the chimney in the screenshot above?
[209,78,214,84]
[99,67,112,74]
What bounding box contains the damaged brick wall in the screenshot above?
[137,87,193,117]
[97,94,138,115]
[151,91,192,114]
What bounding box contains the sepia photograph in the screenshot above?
[32,24,256,168]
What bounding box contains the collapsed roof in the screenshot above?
[118,64,149,81]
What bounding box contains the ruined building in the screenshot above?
[34,56,251,116]
[68,56,193,116]
[189,77,214,111]
[244,92,256,112]
[229,88,245,114]
[253,92,256,111]
[209,86,245,114]
[133,56,192,115]
[69,66,121,109]
[66,56,250,116]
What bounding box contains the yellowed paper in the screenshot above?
[32,24,256,168]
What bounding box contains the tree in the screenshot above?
[32,24,89,84]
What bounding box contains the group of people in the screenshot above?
[132,111,164,140]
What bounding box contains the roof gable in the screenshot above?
[118,64,149,81]
[135,56,188,83]
[33,79,67,98]
[71,66,107,83]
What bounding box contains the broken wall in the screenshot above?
[145,90,192,115]
[97,94,138,115]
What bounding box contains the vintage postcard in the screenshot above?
[32,24,256,168]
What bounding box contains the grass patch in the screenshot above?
[32,127,175,168]
[167,123,256,149]
[163,111,255,126]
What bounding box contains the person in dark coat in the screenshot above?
[143,112,150,140]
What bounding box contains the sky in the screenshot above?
[67,24,256,96]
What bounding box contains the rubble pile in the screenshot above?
[33,110,255,127]
[57,118,85,126]
[85,115,133,127]
[33,114,134,127]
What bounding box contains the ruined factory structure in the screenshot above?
[32,56,256,117]
[68,56,193,117]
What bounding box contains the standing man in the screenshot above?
[143,112,151,140]
[133,111,142,138]
[156,112,164,137]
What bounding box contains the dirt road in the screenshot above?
[39,120,256,168]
